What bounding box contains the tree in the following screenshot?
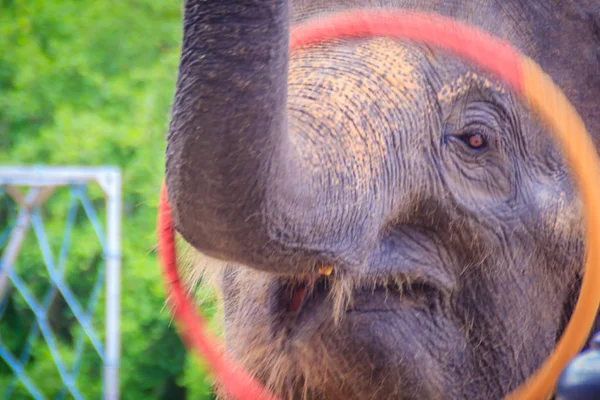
[0,0,216,398]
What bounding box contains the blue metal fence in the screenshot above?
[0,167,121,400]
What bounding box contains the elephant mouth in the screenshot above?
[273,272,440,331]
[280,275,331,315]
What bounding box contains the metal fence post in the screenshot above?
[104,169,121,400]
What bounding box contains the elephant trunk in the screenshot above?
[165,0,296,271]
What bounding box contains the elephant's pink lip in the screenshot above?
[280,276,331,316]
[288,283,308,313]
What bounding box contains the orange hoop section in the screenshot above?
[158,9,600,400]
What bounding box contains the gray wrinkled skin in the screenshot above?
[165,1,600,399]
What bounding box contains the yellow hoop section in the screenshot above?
[506,57,600,400]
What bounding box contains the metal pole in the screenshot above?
[104,170,121,400]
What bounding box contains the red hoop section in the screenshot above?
[290,10,522,92]
[158,9,599,400]
[158,183,278,400]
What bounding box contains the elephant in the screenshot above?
[164,0,600,399]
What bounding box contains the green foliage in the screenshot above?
[0,0,217,398]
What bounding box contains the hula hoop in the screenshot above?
[158,9,600,400]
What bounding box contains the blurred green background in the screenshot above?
[0,0,218,398]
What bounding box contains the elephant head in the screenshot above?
[165,1,600,398]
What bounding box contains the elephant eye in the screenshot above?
[458,131,488,151]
